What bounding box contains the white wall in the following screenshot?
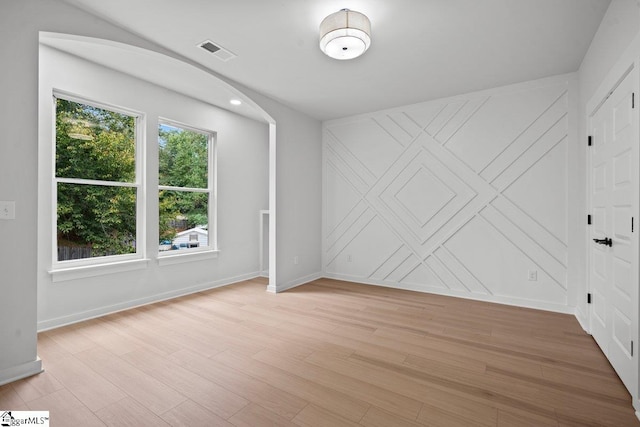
[231,87,323,292]
[0,0,323,384]
[579,0,640,102]
[37,46,268,329]
[0,0,160,386]
[0,0,42,386]
[323,74,577,313]
[575,0,640,328]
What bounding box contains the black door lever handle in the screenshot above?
[593,237,612,247]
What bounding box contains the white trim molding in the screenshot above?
[322,73,574,313]
[38,272,260,331]
[0,358,43,387]
[49,258,150,282]
[157,249,219,266]
[267,271,323,293]
[324,273,574,315]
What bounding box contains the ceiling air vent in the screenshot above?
[198,40,237,62]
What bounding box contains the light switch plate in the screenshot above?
[0,201,16,220]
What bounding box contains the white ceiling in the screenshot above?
[40,33,270,123]
[61,0,610,121]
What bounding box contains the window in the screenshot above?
[54,95,141,264]
[158,121,215,253]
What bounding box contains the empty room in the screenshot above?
[1,0,640,425]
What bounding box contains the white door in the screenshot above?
[589,68,638,396]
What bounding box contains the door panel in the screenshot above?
[589,69,637,396]
[593,163,607,192]
[613,258,632,299]
[613,149,632,185]
[612,308,632,356]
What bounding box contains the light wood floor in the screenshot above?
[1,278,638,426]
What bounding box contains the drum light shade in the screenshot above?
[319,9,371,60]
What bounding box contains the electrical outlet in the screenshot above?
[0,201,15,220]
[293,256,299,265]
[527,270,537,281]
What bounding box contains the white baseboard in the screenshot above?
[323,273,575,315]
[0,358,43,386]
[269,271,323,293]
[38,269,574,330]
[38,271,261,331]
[575,307,590,334]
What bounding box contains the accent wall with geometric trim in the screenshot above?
[323,76,574,311]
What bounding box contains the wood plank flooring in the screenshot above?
[1,277,638,426]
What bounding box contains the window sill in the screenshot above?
[49,258,150,283]
[157,249,220,266]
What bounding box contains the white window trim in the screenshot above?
[157,118,218,258]
[49,258,150,283]
[157,249,220,266]
[50,91,146,274]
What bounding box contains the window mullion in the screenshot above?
[56,177,139,188]
[158,185,209,193]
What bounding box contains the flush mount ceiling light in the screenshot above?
[319,8,371,60]
[230,99,242,106]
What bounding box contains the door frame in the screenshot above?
[586,60,640,411]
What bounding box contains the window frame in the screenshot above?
[157,118,218,260]
[51,91,145,270]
